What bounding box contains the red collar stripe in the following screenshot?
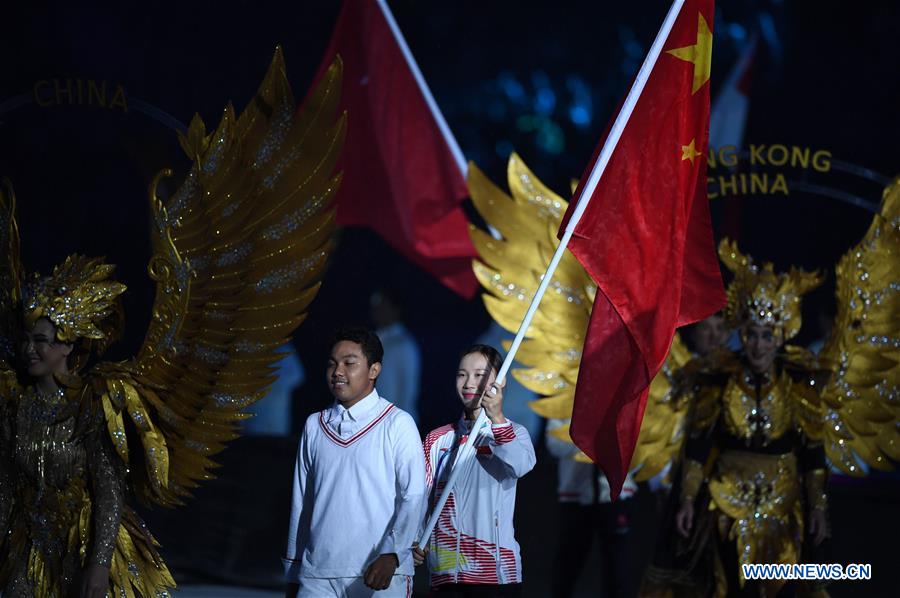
[319,404,395,447]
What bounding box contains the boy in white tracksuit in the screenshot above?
[284,328,425,598]
[415,345,536,596]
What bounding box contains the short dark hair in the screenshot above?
[460,344,503,376]
[330,326,384,366]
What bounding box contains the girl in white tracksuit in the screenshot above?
[415,344,536,596]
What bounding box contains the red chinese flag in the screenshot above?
[562,0,725,498]
[312,0,478,298]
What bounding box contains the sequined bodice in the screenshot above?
[14,387,87,492]
[0,383,126,595]
[721,370,794,448]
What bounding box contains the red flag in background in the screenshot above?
[312,0,478,298]
[561,0,726,498]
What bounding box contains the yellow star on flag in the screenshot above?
[681,138,703,164]
[667,13,713,94]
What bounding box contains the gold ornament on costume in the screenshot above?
[0,180,24,362]
[0,47,345,598]
[813,179,900,475]
[22,255,126,343]
[718,238,823,341]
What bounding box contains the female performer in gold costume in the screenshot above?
[0,48,346,598]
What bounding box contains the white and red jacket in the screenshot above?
[421,416,536,587]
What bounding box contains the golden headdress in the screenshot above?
[718,238,823,341]
[22,254,126,344]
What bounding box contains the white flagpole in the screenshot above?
[375,0,468,177]
[418,0,687,549]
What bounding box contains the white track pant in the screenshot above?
[296,575,413,598]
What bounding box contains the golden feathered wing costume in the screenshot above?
[666,190,899,590]
[715,179,899,479]
[770,179,898,476]
[468,153,692,479]
[0,49,345,597]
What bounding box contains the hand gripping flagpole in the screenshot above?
[417,0,687,549]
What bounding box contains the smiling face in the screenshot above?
[20,317,73,378]
[456,352,497,411]
[742,323,781,374]
[326,340,381,407]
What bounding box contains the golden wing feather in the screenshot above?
[0,181,24,366]
[92,48,346,508]
[470,153,692,475]
[813,179,900,475]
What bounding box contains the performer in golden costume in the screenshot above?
[465,153,899,597]
[641,179,899,596]
[659,242,832,598]
[0,48,346,598]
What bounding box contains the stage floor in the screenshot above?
[175,587,280,597]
